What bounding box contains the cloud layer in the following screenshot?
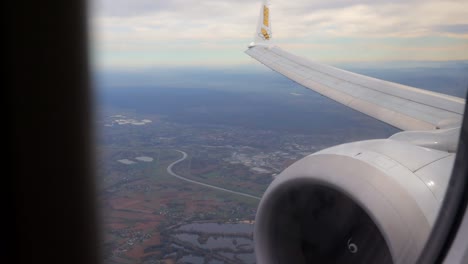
[90,0,468,68]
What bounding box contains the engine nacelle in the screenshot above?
[255,139,455,264]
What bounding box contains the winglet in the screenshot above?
[249,0,272,48]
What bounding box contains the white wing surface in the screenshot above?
[246,1,465,132]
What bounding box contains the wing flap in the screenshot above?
[246,45,465,131]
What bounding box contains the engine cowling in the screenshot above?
[255,139,455,264]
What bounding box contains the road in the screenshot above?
[167,150,261,200]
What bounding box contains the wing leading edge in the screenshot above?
[246,1,465,132]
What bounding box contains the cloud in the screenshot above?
[90,0,468,67]
[434,24,468,34]
[272,0,468,38]
[92,0,254,18]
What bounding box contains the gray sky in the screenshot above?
[90,0,468,68]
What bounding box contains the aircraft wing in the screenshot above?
[245,1,465,132]
[248,2,468,264]
[246,45,465,131]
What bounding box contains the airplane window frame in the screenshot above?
[9,0,467,262]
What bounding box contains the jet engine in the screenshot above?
[254,139,455,264]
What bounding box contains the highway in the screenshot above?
[167,150,261,200]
